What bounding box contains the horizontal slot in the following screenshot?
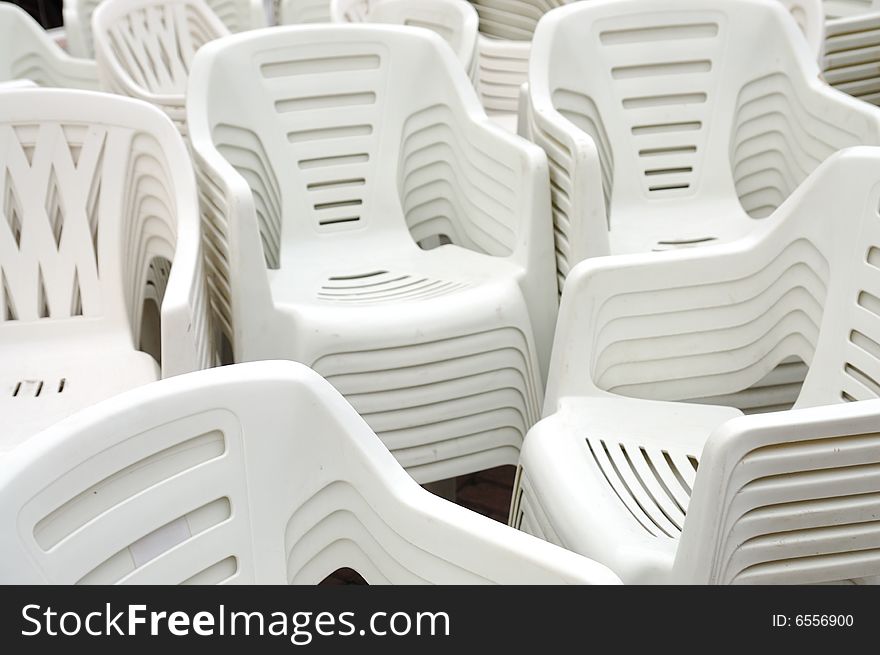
[645,167,693,176]
[298,153,369,169]
[600,23,719,45]
[656,237,716,245]
[623,92,707,109]
[181,556,238,585]
[261,54,380,78]
[632,121,702,136]
[328,271,386,281]
[318,217,361,226]
[850,329,880,361]
[275,91,376,113]
[867,246,880,269]
[77,498,231,585]
[34,431,226,550]
[844,362,880,396]
[306,178,365,191]
[639,145,698,157]
[287,124,372,143]
[612,60,711,80]
[314,199,363,210]
[858,290,880,318]
[649,183,691,191]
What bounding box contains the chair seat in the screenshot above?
[515,395,741,582]
[609,206,758,254]
[0,331,159,453]
[259,242,541,482]
[271,240,525,308]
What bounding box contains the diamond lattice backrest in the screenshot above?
[0,91,184,341]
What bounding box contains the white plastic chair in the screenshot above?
[512,147,880,584]
[187,25,557,484]
[0,88,212,454]
[0,360,620,585]
[823,0,880,105]
[64,0,264,58]
[92,0,230,137]
[525,0,880,291]
[0,3,98,90]
[468,0,568,131]
[322,0,480,84]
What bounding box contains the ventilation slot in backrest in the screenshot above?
[255,51,385,235]
[712,432,880,584]
[26,421,250,585]
[0,122,105,321]
[586,437,696,539]
[33,430,226,550]
[586,18,722,200]
[838,212,880,402]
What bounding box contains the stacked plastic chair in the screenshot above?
[0,3,98,89]
[524,0,880,285]
[0,361,621,584]
[512,146,880,584]
[0,88,211,454]
[316,0,480,85]
[63,0,265,58]
[468,0,568,131]
[187,25,557,484]
[822,0,880,106]
[91,0,230,137]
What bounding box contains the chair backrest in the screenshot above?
[467,0,566,41]
[675,401,880,584]
[65,0,263,58]
[188,25,479,261]
[531,0,854,224]
[0,89,194,351]
[326,0,479,79]
[0,361,618,584]
[0,3,98,90]
[92,0,229,134]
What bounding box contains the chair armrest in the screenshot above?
[545,221,826,413]
[526,88,610,286]
[188,131,276,361]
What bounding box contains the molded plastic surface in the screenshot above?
[0,3,98,89]
[0,361,621,585]
[512,147,880,584]
[0,89,212,452]
[187,25,557,483]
